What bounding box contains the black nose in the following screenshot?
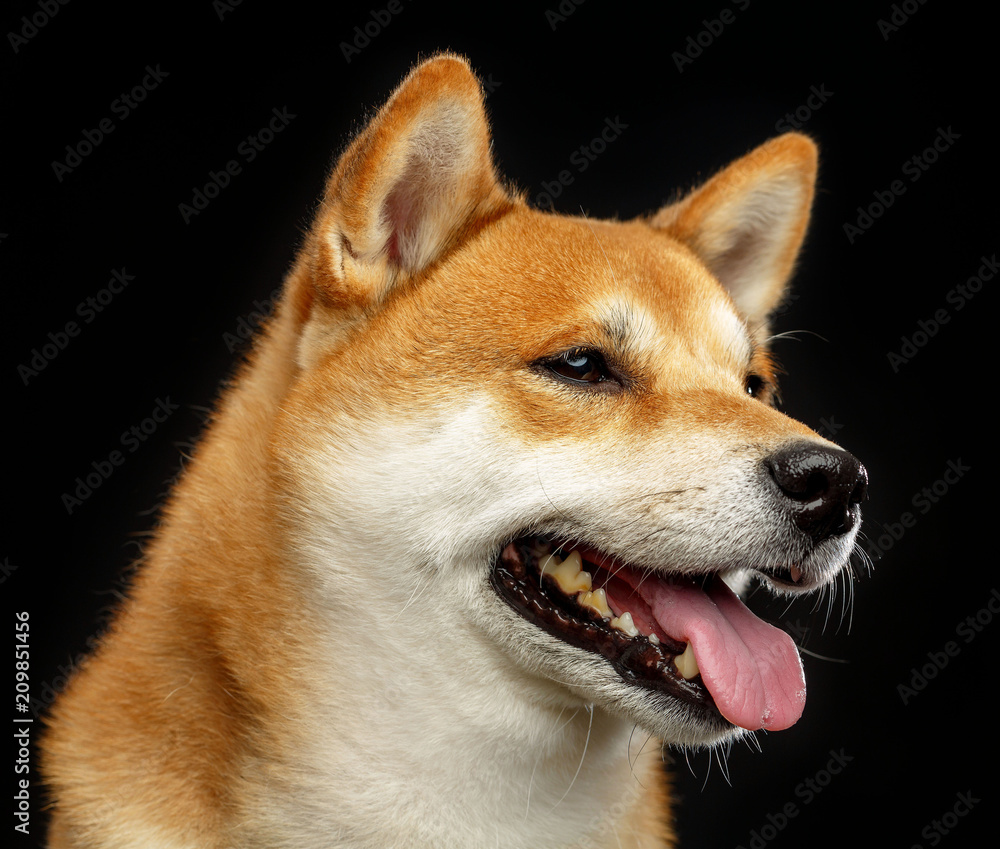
[767,443,868,544]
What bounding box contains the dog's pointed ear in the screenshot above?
[651,134,818,325]
[302,53,511,328]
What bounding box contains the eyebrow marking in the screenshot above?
[576,211,760,380]
[595,298,661,365]
[578,209,660,364]
[711,300,754,367]
[599,307,631,350]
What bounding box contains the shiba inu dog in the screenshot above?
[42,53,867,848]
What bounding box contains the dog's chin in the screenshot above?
[755,531,858,597]
[487,533,838,746]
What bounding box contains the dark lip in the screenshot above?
[490,534,727,723]
[758,565,805,589]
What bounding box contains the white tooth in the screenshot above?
[541,550,592,595]
[675,642,699,680]
[578,588,612,619]
[610,611,640,637]
[648,633,660,645]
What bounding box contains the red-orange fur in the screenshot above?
[42,53,820,849]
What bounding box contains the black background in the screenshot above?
[5,1,995,847]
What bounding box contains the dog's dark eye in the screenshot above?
[745,374,767,398]
[544,350,612,385]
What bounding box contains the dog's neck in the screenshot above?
[279,602,657,848]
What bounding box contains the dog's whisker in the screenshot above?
[852,538,876,578]
[700,746,714,791]
[627,723,640,771]
[533,461,575,528]
[529,666,593,691]
[549,704,594,813]
[796,645,850,664]
[779,592,798,620]
[627,724,655,778]
[682,747,698,780]
[716,740,734,787]
[390,577,435,624]
[742,730,762,754]
[843,568,856,635]
[614,826,626,849]
[765,328,829,344]
[826,582,838,634]
[524,704,572,823]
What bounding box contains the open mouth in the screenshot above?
[491,535,806,732]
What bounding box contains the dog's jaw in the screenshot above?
[282,527,669,847]
[491,539,728,723]
[488,531,835,742]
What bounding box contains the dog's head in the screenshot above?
[270,54,866,748]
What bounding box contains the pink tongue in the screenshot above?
[636,577,805,731]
